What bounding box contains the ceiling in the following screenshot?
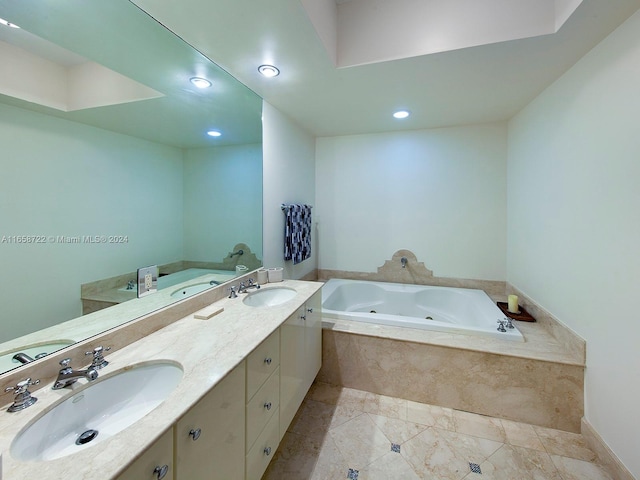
[131,0,640,138]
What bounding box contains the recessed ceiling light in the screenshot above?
[258,64,280,78]
[190,77,212,89]
[393,110,410,119]
[207,130,222,137]
[0,17,20,28]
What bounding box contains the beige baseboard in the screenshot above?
[582,417,636,480]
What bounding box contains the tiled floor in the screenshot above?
[262,382,613,480]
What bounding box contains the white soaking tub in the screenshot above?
[321,279,523,341]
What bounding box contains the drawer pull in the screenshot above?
[154,465,169,480]
[264,357,272,365]
[264,446,272,456]
[264,401,272,411]
[300,315,306,321]
[189,428,202,441]
[307,308,313,313]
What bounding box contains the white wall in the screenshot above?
[262,101,317,279]
[316,124,507,279]
[0,103,184,341]
[507,10,640,477]
[183,144,263,262]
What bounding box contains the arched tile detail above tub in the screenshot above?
[378,250,433,282]
[318,249,507,297]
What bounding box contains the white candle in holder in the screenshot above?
[507,294,519,313]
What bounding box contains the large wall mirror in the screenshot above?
[0,0,263,375]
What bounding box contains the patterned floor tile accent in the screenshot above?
[264,382,613,480]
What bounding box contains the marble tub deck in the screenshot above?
[318,317,585,433]
[263,382,612,480]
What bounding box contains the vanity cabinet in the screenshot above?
[115,428,173,480]
[279,290,322,440]
[114,285,322,480]
[245,330,280,480]
[175,363,245,480]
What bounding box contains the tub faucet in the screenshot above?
[401,257,408,268]
[52,358,99,390]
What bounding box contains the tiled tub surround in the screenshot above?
[0,279,322,479]
[316,251,585,434]
[263,382,615,480]
[318,326,584,432]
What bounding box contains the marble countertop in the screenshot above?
[0,279,322,479]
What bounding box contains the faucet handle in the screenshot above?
[85,346,111,369]
[4,378,40,412]
[59,358,72,368]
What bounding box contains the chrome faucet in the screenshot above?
[238,278,260,294]
[229,249,244,258]
[85,345,111,370]
[228,286,238,298]
[4,378,40,412]
[126,280,136,290]
[401,257,408,268]
[53,358,99,390]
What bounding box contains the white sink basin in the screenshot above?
[243,287,297,307]
[11,361,183,462]
[170,282,213,299]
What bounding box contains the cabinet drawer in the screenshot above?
[245,406,280,480]
[246,367,280,450]
[246,330,280,400]
[116,428,173,480]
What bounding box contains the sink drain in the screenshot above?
[76,429,99,445]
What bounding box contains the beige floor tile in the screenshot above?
[550,455,614,480]
[368,413,429,444]
[534,426,598,462]
[501,419,546,451]
[307,381,368,410]
[329,413,393,470]
[407,400,456,430]
[478,444,562,479]
[262,431,349,480]
[401,427,502,480]
[359,451,422,480]
[363,392,408,420]
[286,398,331,439]
[453,410,507,443]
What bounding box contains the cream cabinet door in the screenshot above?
[279,304,306,439]
[279,289,323,440]
[116,428,173,480]
[175,363,245,480]
[304,291,322,384]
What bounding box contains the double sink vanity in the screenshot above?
[0,277,322,479]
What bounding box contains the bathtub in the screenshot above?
[321,279,523,342]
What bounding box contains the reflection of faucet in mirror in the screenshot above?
[230,249,244,258]
[126,280,136,290]
[401,257,408,268]
[12,352,48,365]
